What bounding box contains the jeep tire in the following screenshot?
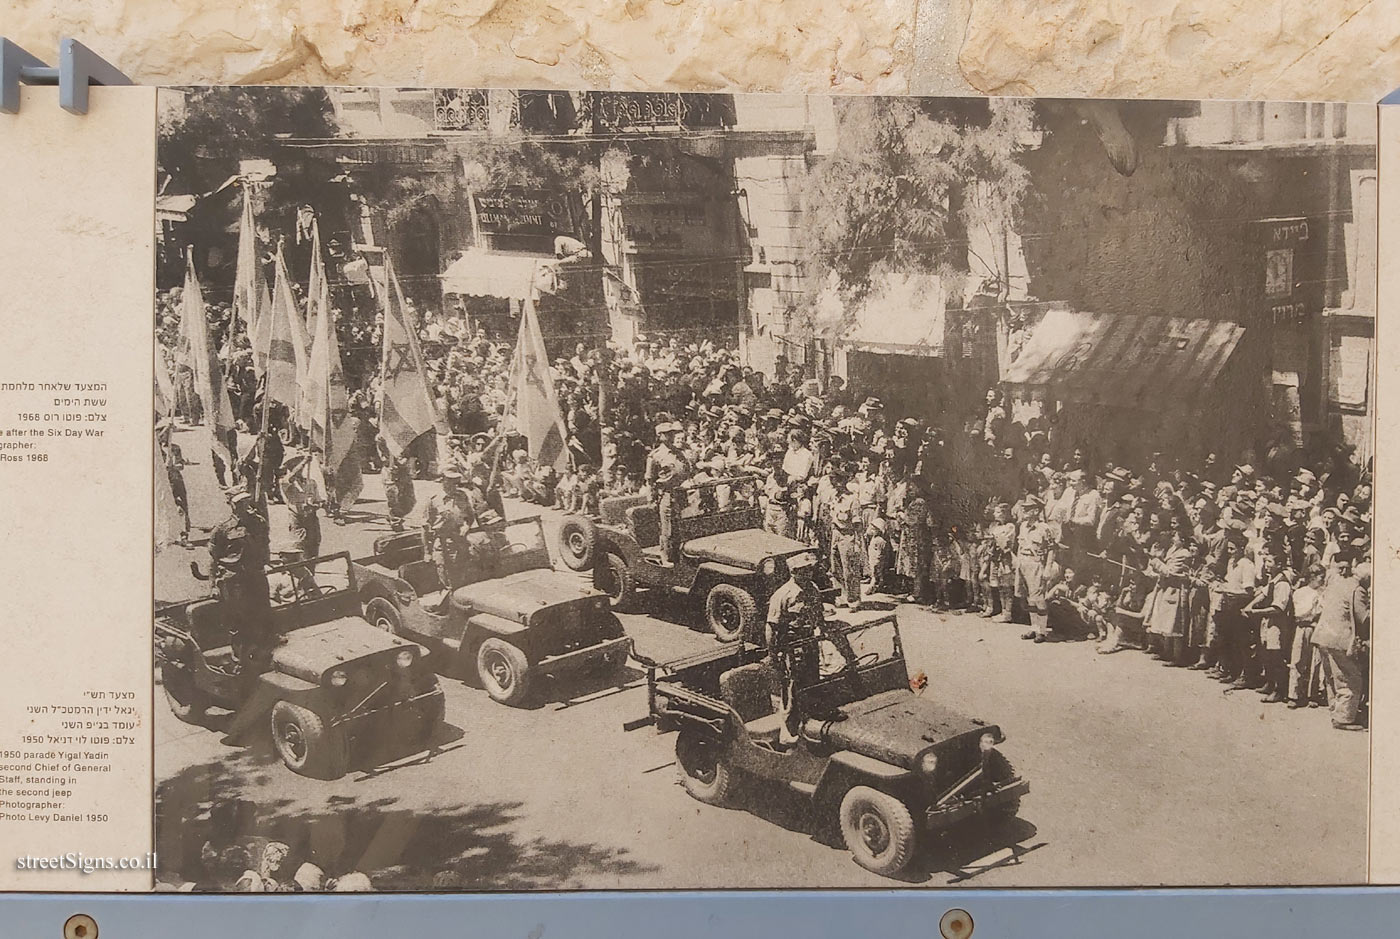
[675,728,733,806]
[364,596,403,636]
[598,551,638,612]
[839,786,917,877]
[160,664,206,723]
[705,583,758,643]
[558,517,598,571]
[270,701,348,780]
[477,637,533,706]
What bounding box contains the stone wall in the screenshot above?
[8,0,1398,101]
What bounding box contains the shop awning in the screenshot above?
[836,271,948,357]
[1002,309,1244,409]
[439,249,546,300]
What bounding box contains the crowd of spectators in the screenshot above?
[159,290,1374,733]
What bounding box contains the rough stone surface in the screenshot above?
[5,0,1399,99]
[956,0,1400,102]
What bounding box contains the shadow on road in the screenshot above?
[727,776,1044,885]
[156,750,659,890]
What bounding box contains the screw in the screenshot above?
[64,914,98,939]
[939,908,973,939]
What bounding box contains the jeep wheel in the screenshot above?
[675,729,733,806]
[558,517,598,571]
[839,786,917,877]
[705,583,758,643]
[476,638,533,706]
[364,596,402,636]
[270,701,348,780]
[597,552,637,612]
[160,664,206,723]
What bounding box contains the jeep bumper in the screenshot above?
[925,776,1030,829]
[335,686,444,731]
[537,636,633,674]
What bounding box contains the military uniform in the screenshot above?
[424,485,478,591]
[209,503,273,668]
[766,573,824,738]
[645,437,692,563]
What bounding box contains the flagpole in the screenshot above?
[252,236,285,503]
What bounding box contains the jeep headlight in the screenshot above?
[396,649,415,668]
[759,558,776,578]
[979,732,999,753]
[917,749,939,777]
[329,669,349,687]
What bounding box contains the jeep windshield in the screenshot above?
[268,554,354,606]
[817,614,902,679]
[499,516,548,553]
[673,474,762,518]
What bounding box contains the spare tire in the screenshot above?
[558,517,598,571]
[705,583,758,643]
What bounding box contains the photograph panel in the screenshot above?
[152,89,1375,890]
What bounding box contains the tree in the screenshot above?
[158,87,338,198]
[801,97,1035,300]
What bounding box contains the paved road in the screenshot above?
[154,423,1369,888]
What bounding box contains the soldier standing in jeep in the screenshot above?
[208,489,274,670]
[423,468,477,592]
[645,420,693,563]
[767,552,855,746]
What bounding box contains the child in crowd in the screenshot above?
[1042,566,1078,640]
[865,516,892,595]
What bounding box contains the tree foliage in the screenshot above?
[158,87,337,197]
[802,97,1035,295]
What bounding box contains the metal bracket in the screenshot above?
[0,38,131,115]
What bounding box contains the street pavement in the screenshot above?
[154,422,1370,888]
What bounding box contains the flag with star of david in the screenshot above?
[304,222,363,508]
[507,284,570,474]
[378,253,439,458]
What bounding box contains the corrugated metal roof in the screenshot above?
[1001,309,1245,409]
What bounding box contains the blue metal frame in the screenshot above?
[0,38,130,114]
[5,889,1400,938]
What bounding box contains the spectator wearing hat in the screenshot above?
[1015,495,1057,638]
[1287,563,1327,708]
[1210,524,1259,687]
[830,477,865,610]
[1313,555,1369,729]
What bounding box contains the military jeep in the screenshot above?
[155,553,445,780]
[352,516,632,707]
[634,611,1029,877]
[557,474,816,643]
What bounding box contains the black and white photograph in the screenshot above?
[151,88,1377,890]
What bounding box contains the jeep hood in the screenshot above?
[274,616,413,684]
[816,689,996,769]
[451,569,604,623]
[683,530,810,570]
